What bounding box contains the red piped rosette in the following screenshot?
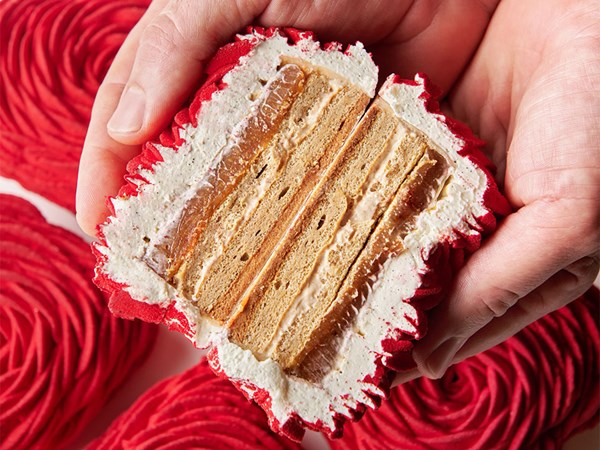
[0,195,157,449]
[0,0,148,211]
[330,288,600,450]
[87,359,301,450]
[93,28,510,440]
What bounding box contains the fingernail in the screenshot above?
[422,337,468,379]
[108,84,146,134]
[392,368,421,387]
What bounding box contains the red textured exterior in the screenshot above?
[86,359,301,450]
[330,288,600,450]
[93,28,510,440]
[0,194,157,449]
[0,0,149,211]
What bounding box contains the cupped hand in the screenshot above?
[76,0,600,382]
[403,0,600,382]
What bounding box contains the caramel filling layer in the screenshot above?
[144,64,305,277]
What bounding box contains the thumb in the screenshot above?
[107,0,268,144]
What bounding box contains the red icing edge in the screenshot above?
[93,28,510,440]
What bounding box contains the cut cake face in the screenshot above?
[93,28,508,440]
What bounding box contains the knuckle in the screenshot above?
[530,198,600,263]
[158,10,189,47]
[421,360,446,380]
[571,211,600,250]
[519,287,560,318]
[558,200,599,248]
[475,286,521,320]
[413,349,445,380]
[451,270,521,330]
[96,81,126,99]
[139,12,193,58]
[529,254,599,316]
[141,22,177,56]
[565,253,600,287]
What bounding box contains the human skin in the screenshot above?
[76,0,600,382]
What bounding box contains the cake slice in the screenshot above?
[93,28,508,441]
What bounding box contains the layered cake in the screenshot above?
[94,28,507,439]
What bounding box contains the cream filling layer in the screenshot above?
[262,123,410,356]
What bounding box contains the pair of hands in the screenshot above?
[76,0,600,383]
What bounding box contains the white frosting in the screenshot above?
[214,75,489,432]
[98,31,377,343]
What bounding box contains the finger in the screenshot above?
[392,256,598,386]
[412,197,599,379]
[76,0,168,236]
[391,368,420,388]
[453,255,599,363]
[106,0,268,143]
[77,82,146,236]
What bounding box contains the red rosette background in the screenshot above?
[330,288,600,450]
[0,0,149,211]
[0,194,157,449]
[87,358,301,450]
